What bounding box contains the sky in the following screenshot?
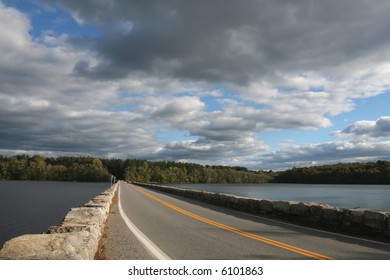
[0,0,390,170]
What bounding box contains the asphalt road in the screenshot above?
[117,181,390,260]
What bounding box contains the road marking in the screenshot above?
[131,185,334,260]
[118,183,171,260]
[232,209,390,247]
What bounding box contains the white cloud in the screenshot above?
[257,139,390,170]
[1,1,390,171]
[334,116,390,138]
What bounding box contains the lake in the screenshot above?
[0,181,110,248]
[167,183,390,212]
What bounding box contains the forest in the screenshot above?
[0,155,110,182]
[1,154,389,184]
[0,155,271,183]
[273,160,390,184]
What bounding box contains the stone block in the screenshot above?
[92,195,112,204]
[290,202,310,216]
[322,207,341,224]
[245,198,258,213]
[364,210,389,230]
[63,207,105,226]
[346,208,366,224]
[273,201,291,214]
[84,201,110,213]
[258,200,273,213]
[0,231,98,260]
[47,224,88,234]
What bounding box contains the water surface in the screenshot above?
[0,181,109,248]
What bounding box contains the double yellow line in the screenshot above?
[132,185,334,260]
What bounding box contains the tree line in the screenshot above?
[0,155,271,183]
[1,154,389,184]
[117,159,272,183]
[0,155,110,182]
[273,160,390,184]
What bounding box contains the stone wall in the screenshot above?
[133,182,390,240]
[0,182,118,260]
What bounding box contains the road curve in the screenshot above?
[118,182,390,260]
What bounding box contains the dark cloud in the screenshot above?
[45,0,390,84]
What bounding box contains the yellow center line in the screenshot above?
[131,185,335,260]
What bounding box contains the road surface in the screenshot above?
[111,181,390,260]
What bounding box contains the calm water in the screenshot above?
[168,183,390,212]
[0,181,110,248]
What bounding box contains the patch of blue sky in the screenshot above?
[260,91,390,149]
[309,86,325,92]
[4,0,100,38]
[277,86,297,93]
[118,91,137,98]
[259,128,334,150]
[330,90,390,126]
[201,95,223,112]
[201,85,267,111]
[111,104,137,112]
[156,130,195,143]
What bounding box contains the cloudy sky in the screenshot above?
[1,0,390,170]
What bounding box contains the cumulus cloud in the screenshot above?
[256,117,390,170]
[257,139,390,170]
[1,1,390,170]
[153,136,271,167]
[43,0,390,134]
[152,96,205,122]
[335,117,390,138]
[43,0,390,85]
[0,3,160,158]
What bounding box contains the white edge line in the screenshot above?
[117,183,171,260]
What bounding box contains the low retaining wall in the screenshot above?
[0,182,119,260]
[133,182,390,240]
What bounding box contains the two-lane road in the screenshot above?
[118,182,390,259]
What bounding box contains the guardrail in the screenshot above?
[133,182,390,241]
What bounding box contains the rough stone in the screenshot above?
[0,231,96,260]
[245,198,258,212]
[346,208,366,224]
[290,202,310,216]
[273,201,291,215]
[84,201,110,212]
[387,218,390,236]
[308,203,323,218]
[322,207,341,224]
[92,195,112,204]
[47,224,88,234]
[228,196,239,208]
[62,207,106,227]
[258,200,273,213]
[364,210,388,230]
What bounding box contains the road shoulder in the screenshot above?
[99,187,153,260]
